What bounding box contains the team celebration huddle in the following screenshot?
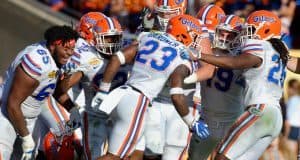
[0,0,299,159]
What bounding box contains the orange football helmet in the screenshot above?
[243,10,281,40]
[196,4,225,32]
[43,130,77,160]
[214,15,244,50]
[154,0,187,31]
[93,17,123,55]
[76,12,107,45]
[167,14,208,50]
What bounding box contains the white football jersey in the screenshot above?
[126,32,191,100]
[201,68,244,121]
[63,38,130,115]
[1,42,59,118]
[242,39,285,107]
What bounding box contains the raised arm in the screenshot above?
[169,64,210,139]
[200,53,262,70]
[101,42,138,85]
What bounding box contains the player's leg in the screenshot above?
[0,112,17,159]
[215,104,283,160]
[82,111,108,160]
[188,114,236,160]
[102,86,149,159]
[237,136,273,160]
[37,97,70,150]
[163,103,193,160]
[144,101,166,158]
[130,135,146,160]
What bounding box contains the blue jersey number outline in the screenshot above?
[136,40,177,71]
[267,54,286,87]
[34,83,56,101]
[207,69,245,92]
[37,49,49,64]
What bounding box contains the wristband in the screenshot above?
[116,51,126,65]
[170,87,184,95]
[99,81,111,92]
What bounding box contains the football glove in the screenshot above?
[68,106,81,129]
[21,134,36,160]
[191,119,210,139]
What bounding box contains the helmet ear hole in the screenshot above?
[176,34,186,44]
[265,29,270,34]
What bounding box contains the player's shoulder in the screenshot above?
[137,31,150,42]
[22,42,53,68]
[74,38,96,54]
[242,39,264,48]
[137,31,165,41]
[20,42,57,80]
[73,38,100,64]
[241,39,264,54]
[65,38,104,74]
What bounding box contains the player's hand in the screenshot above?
[21,134,36,160]
[91,91,108,108]
[180,47,202,61]
[184,72,198,84]
[141,8,155,30]
[191,120,210,139]
[68,106,81,129]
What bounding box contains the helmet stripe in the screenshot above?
[225,15,234,25]
[163,0,168,6]
[202,5,214,24]
[105,17,115,30]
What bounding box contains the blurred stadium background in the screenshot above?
[1,0,300,159]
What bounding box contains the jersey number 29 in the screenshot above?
[268,54,286,87]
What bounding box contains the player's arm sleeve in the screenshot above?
[241,39,264,59]
[20,53,46,82]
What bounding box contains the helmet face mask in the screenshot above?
[156,7,181,31]
[155,0,187,31]
[44,121,78,159]
[240,24,257,45]
[242,10,281,41]
[214,26,239,50]
[93,17,123,56]
[95,33,123,55]
[212,15,244,54]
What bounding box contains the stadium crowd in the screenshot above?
[40,0,300,49]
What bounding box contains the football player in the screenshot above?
[0,26,78,160]
[140,1,216,159]
[187,14,245,160]
[53,13,131,160]
[95,14,211,160]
